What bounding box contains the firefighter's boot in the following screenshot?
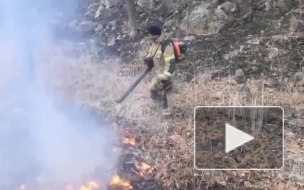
[161,90,172,116]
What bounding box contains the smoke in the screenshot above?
[0,0,119,189]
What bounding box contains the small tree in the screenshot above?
[125,0,138,38]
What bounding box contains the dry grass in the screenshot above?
[35,41,304,189]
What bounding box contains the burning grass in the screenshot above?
[110,175,132,189]
[18,132,154,190]
[19,175,133,190]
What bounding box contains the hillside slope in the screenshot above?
[5,0,304,189]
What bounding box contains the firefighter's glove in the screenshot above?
[144,57,154,70]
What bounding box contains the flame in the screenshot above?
[110,174,132,189]
[65,182,99,190]
[78,181,98,190]
[79,181,99,190]
[122,130,136,146]
[135,162,153,176]
[122,137,136,145]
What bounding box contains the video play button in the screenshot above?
[225,123,254,153]
[194,106,284,170]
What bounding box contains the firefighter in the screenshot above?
[143,25,177,116]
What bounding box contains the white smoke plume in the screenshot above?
[0,0,119,189]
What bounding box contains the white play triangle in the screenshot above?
[225,123,254,153]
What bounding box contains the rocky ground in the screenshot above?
[14,0,304,189]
